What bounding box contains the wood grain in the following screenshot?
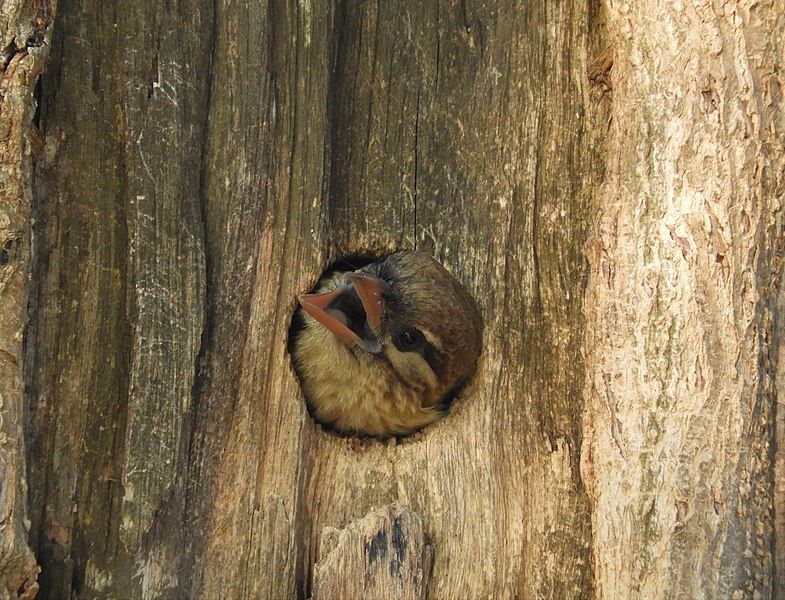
[26,0,211,597]
[25,0,605,597]
[16,0,782,598]
[311,503,432,600]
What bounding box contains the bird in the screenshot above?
[293,250,482,436]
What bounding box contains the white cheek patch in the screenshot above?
[419,327,445,352]
[386,346,439,392]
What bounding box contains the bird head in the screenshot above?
[296,251,483,423]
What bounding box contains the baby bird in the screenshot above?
[293,251,482,436]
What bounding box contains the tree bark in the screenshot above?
[582,0,784,597]
[0,1,53,597]
[23,0,605,597]
[26,1,210,596]
[0,0,778,599]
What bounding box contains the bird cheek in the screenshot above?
[387,348,439,392]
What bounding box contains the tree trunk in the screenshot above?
[582,2,784,597]
[0,0,776,599]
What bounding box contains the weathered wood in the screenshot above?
[311,503,432,600]
[0,0,54,597]
[26,0,211,597]
[319,1,606,596]
[17,0,784,598]
[183,1,334,598]
[582,0,784,597]
[777,270,785,597]
[25,0,606,597]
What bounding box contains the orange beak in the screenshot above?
[345,271,386,331]
[298,270,389,353]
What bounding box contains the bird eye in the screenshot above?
[394,327,425,353]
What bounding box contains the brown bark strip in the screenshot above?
[187,1,335,596]
[582,0,785,596]
[0,0,55,596]
[775,233,785,596]
[0,53,40,600]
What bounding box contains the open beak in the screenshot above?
[298,270,388,354]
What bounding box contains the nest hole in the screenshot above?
[288,252,479,443]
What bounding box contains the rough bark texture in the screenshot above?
[777,264,785,595]
[582,0,784,597]
[0,0,54,597]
